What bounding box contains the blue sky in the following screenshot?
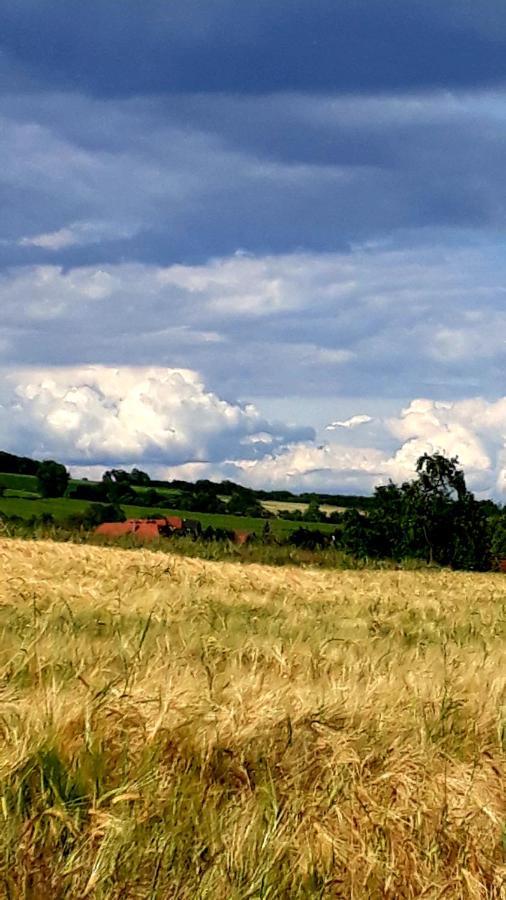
[1,1,506,494]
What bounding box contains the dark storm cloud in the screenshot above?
[2,90,506,268]
[3,0,506,96]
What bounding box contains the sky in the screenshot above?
[1,0,506,495]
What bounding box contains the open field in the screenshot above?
[261,499,346,516]
[0,494,337,537]
[121,504,337,537]
[0,539,504,898]
[0,470,340,536]
[0,496,96,520]
[0,472,39,493]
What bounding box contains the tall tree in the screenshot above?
[36,460,69,498]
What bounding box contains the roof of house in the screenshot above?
[95,516,183,539]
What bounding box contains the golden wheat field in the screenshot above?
[0,538,504,899]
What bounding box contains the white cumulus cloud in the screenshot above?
[1,364,506,498]
[0,366,311,467]
[326,415,373,430]
[165,397,506,497]
[18,221,139,251]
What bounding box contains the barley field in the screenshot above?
[0,539,504,899]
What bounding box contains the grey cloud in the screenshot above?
[3,0,506,96]
[3,90,506,269]
[1,243,505,403]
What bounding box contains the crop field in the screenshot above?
[261,500,346,516]
[0,539,504,898]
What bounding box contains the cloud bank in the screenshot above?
[1,366,506,497]
[0,366,312,467]
[163,397,506,498]
[1,242,506,403]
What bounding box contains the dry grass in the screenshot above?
[0,538,504,899]
[260,500,346,516]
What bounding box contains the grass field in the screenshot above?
[0,494,337,537]
[0,496,95,519]
[121,504,337,537]
[0,472,39,492]
[0,538,504,898]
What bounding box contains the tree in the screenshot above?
[303,498,326,523]
[488,513,506,563]
[412,453,488,568]
[227,492,263,517]
[340,453,490,570]
[103,469,131,485]
[130,468,151,485]
[36,460,69,498]
[341,509,370,557]
[65,481,109,502]
[143,488,166,507]
[416,453,467,502]
[101,472,137,504]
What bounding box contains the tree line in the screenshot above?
[2,450,506,570]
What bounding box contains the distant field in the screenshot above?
[261,499,346,515]
[0,472,38,492]
[0,496,93,519]
[0,494,337,536]
[121,504,337,536]
[0,472,346,533]
[0,539,503,896]
[132,484,181,498]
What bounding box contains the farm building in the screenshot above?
[95,517,252,544]
[95,517,183,540]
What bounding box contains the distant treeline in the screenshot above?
[0,451,374,514]
[3,449,506,571]
[0,451,40,476]
[153,477,374,509]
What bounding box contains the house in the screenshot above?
[95,516,183,540]
[95,517,252,545]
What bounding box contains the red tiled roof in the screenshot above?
[95,522,133,537]
[95,516,184,540]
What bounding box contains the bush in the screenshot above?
[62,503,126,531]
[65,482,109,502]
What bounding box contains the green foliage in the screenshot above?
[141,487,169,507]
[36,460,70,498]
[0,449,40,475]
[0,472,39,492]
[178,490,227,514]
[340,454,491,571]
[130,468,151,485]
[227,491,264,517]
[63,503,126,530]
[278,507,303,521]
[65,481,109,502]
[302,497,326,523]
[0,450,500,571]
[489,513,506,560]
[341,508,370,557]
